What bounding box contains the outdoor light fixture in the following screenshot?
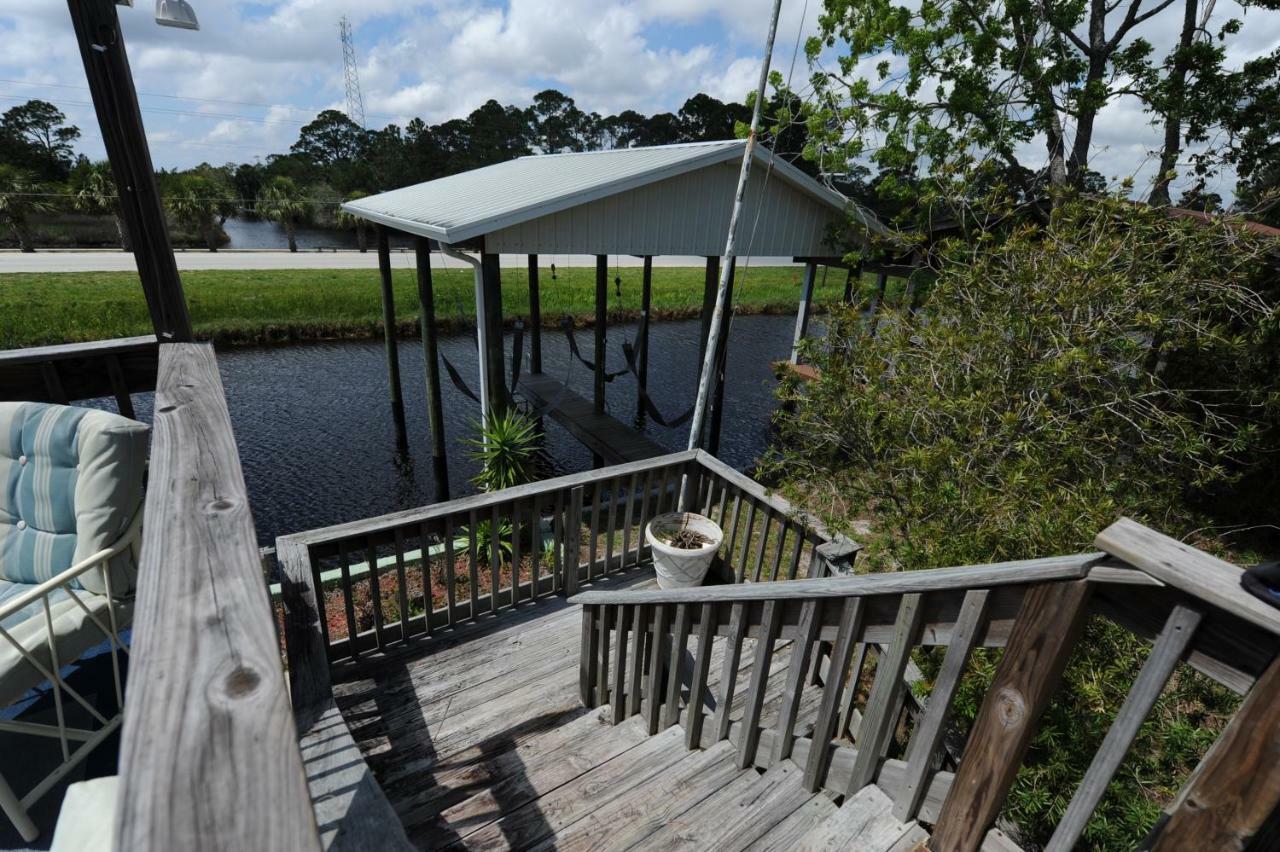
[155,0,199,30]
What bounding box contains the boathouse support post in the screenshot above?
[791,261,817,364]
[480,252,508,415]
[706,257,736,455]
[415,237,449,500]
[528,254,542,374]
[842,259,862,304]
[698,256,720,366]
[636,256,653,422]
[377,227,408,446]
[593,255,608,467]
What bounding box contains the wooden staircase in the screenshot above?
[572,519,1280,852]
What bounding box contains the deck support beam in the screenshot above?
[705,257,736,455]
[791,261,817,363]
[378,227,408,447]
[528,254,542,374]
[415,237,449,500]
[68,0,192,343]
[480,252,508,415]
[636,256,653,423]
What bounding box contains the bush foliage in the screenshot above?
[767,196,1280,848]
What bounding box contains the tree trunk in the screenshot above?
[1149,0,1199,206]
[1068,0,1110,184]
[205,221,219,252]
[13,221,34,253]
[285,220,298,253]
[356,222,368,253]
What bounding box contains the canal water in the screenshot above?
[122,314,809,546]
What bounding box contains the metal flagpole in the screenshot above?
[685,0,784,454]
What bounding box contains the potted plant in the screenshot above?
[646,512,723,589]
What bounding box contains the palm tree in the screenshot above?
[337,189,370,252]
[69,160,129,251]
[0,165,52,252]
[256,176,310,252]
[166,174,236,251]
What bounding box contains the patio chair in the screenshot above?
[0,401,147,842]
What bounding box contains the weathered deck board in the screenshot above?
[518,372,666,465]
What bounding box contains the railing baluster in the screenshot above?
[636,468,654,562]
[645,604,670,734]
[552,490,564,593]
[392,526,410,643]
[588,482,603,578]
[663,603,692,729]
[628,604,647,718]
[105,353,135,419]
[531,492,543,599]
[421,521,436,635]
[467,509,480,615]
[1046,604,1202,852]
[752,508,774,582]
[735,502,757,583]
[489,502,501,613]
[737,599,782,768]
[773,599,823,762]
[805,597,865,792]
[722,490,742,572]
[337,540,359,659]
[611,604,630,723]
[565,485,584,596]
[768,522,788,581]
[580,605,599,706]
[849,594,924,792]
[360,537,378,649]
[685,602,716,749]
[510,499,522,607]
[310,549,330,656]
[597,602,611,708]
[894,589,990,821]
[605,475,620,573]
[712,601,748,742]
[839,643,871,738]
[621,472,637,568]
[443,516,457,626]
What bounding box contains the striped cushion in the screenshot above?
[0,402,148,593]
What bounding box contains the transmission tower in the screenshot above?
[339,16,366,129]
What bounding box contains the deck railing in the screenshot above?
[276,450,857,666]
[0,335,158,417]
[572,520,1280,852]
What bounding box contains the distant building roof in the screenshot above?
[342,140,885,257]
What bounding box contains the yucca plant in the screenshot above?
[467,408,542,493]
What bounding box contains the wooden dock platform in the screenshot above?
[518,372,667,465]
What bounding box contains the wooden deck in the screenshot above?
[330,570,928,851]
[518,372,666,465]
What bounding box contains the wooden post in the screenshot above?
[698,256,720,366]
[68,0,192,343]
[480,252,508,414]
[415,237,448,500]
[636,256,653,422]
[377,228,407,445]
[528,254,542,374]
[791,261,817,363]
[1149,654,1280,851]
[930,580,1093,852]
[594,255,608,419]
[843,259,863,304]
[706,257,736,455]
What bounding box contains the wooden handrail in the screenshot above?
[114,343,320,851]
[0,335,157,417]
[570,553,1100,605]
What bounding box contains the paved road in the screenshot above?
[0,250,800,274]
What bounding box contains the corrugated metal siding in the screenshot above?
[483,160,844,256]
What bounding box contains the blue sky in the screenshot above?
[0,0,1276,201]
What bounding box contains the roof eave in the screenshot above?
[339,201,453,243]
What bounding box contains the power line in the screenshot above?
[0,93,311,127]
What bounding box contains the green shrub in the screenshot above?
[467,408,543,493]
[767,195,1278,848]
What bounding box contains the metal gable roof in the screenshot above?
[341,140,863,245]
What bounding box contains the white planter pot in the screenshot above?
[646,512,723,589]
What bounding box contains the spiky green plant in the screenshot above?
[467,408,542,493]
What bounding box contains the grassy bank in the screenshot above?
[0,264,874,348]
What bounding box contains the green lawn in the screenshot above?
[0,264,878,348]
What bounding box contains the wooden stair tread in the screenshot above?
[793,784,926,852]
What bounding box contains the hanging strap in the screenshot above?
[560,316,628,381]
[620,312,696,428]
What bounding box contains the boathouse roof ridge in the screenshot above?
[341,139,885,254]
